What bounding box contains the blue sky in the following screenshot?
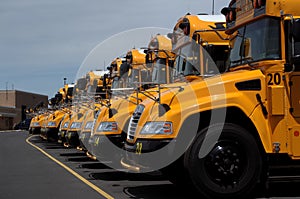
[0,0,228,98]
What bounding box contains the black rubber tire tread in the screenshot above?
[184,123,263,199]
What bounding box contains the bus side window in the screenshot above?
[295,42,300,57]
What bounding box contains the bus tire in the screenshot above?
[184,123,264,199]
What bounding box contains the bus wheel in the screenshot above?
[184,123,263,199]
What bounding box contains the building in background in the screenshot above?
[0,90,48,130]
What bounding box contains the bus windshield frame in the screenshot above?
[229,17,281,68]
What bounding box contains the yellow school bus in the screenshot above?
[40,84,74,142]
[81,58,125,159]
[65,70,109,148]
[89,48,147,160]
[28,101,47,135]
[58,108,72,145]
[89,35,175,164]
[122,1,300,198]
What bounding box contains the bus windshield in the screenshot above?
[152,58,173,84]
[229,17,281,67]
[111,76,125,89]
[173,40,219,79]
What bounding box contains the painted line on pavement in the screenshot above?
[26,135,114,199]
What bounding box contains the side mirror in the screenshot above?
[145,53,153,64]
[94,110,99,119]
[182,59,186,72]
[103,74,108,88]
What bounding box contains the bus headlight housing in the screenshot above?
[97,122,118,132]
[140,122,173,135]
[70,122,82,129]
[48,122,56,127]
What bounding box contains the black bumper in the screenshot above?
[89,134,124,160]
[58,130,67,144]
[121,139,178,172]
[41,128,59,142]
[30,127,41,135]
[79,132,91,151]
[65,131,80,148]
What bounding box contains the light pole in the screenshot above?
[212,0,215,15]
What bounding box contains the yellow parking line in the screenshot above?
[26,135,114,199]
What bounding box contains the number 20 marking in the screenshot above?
[267,73,281,85]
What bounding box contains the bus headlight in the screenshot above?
[63,122,69,129]
[84,121,93,130]
[70,122,82,129]
[140,122,173,135]
[47,122,56,127]
[33,122,40,127]
[97,122,118,132]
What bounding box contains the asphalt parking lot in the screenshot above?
[1,131,300,199]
